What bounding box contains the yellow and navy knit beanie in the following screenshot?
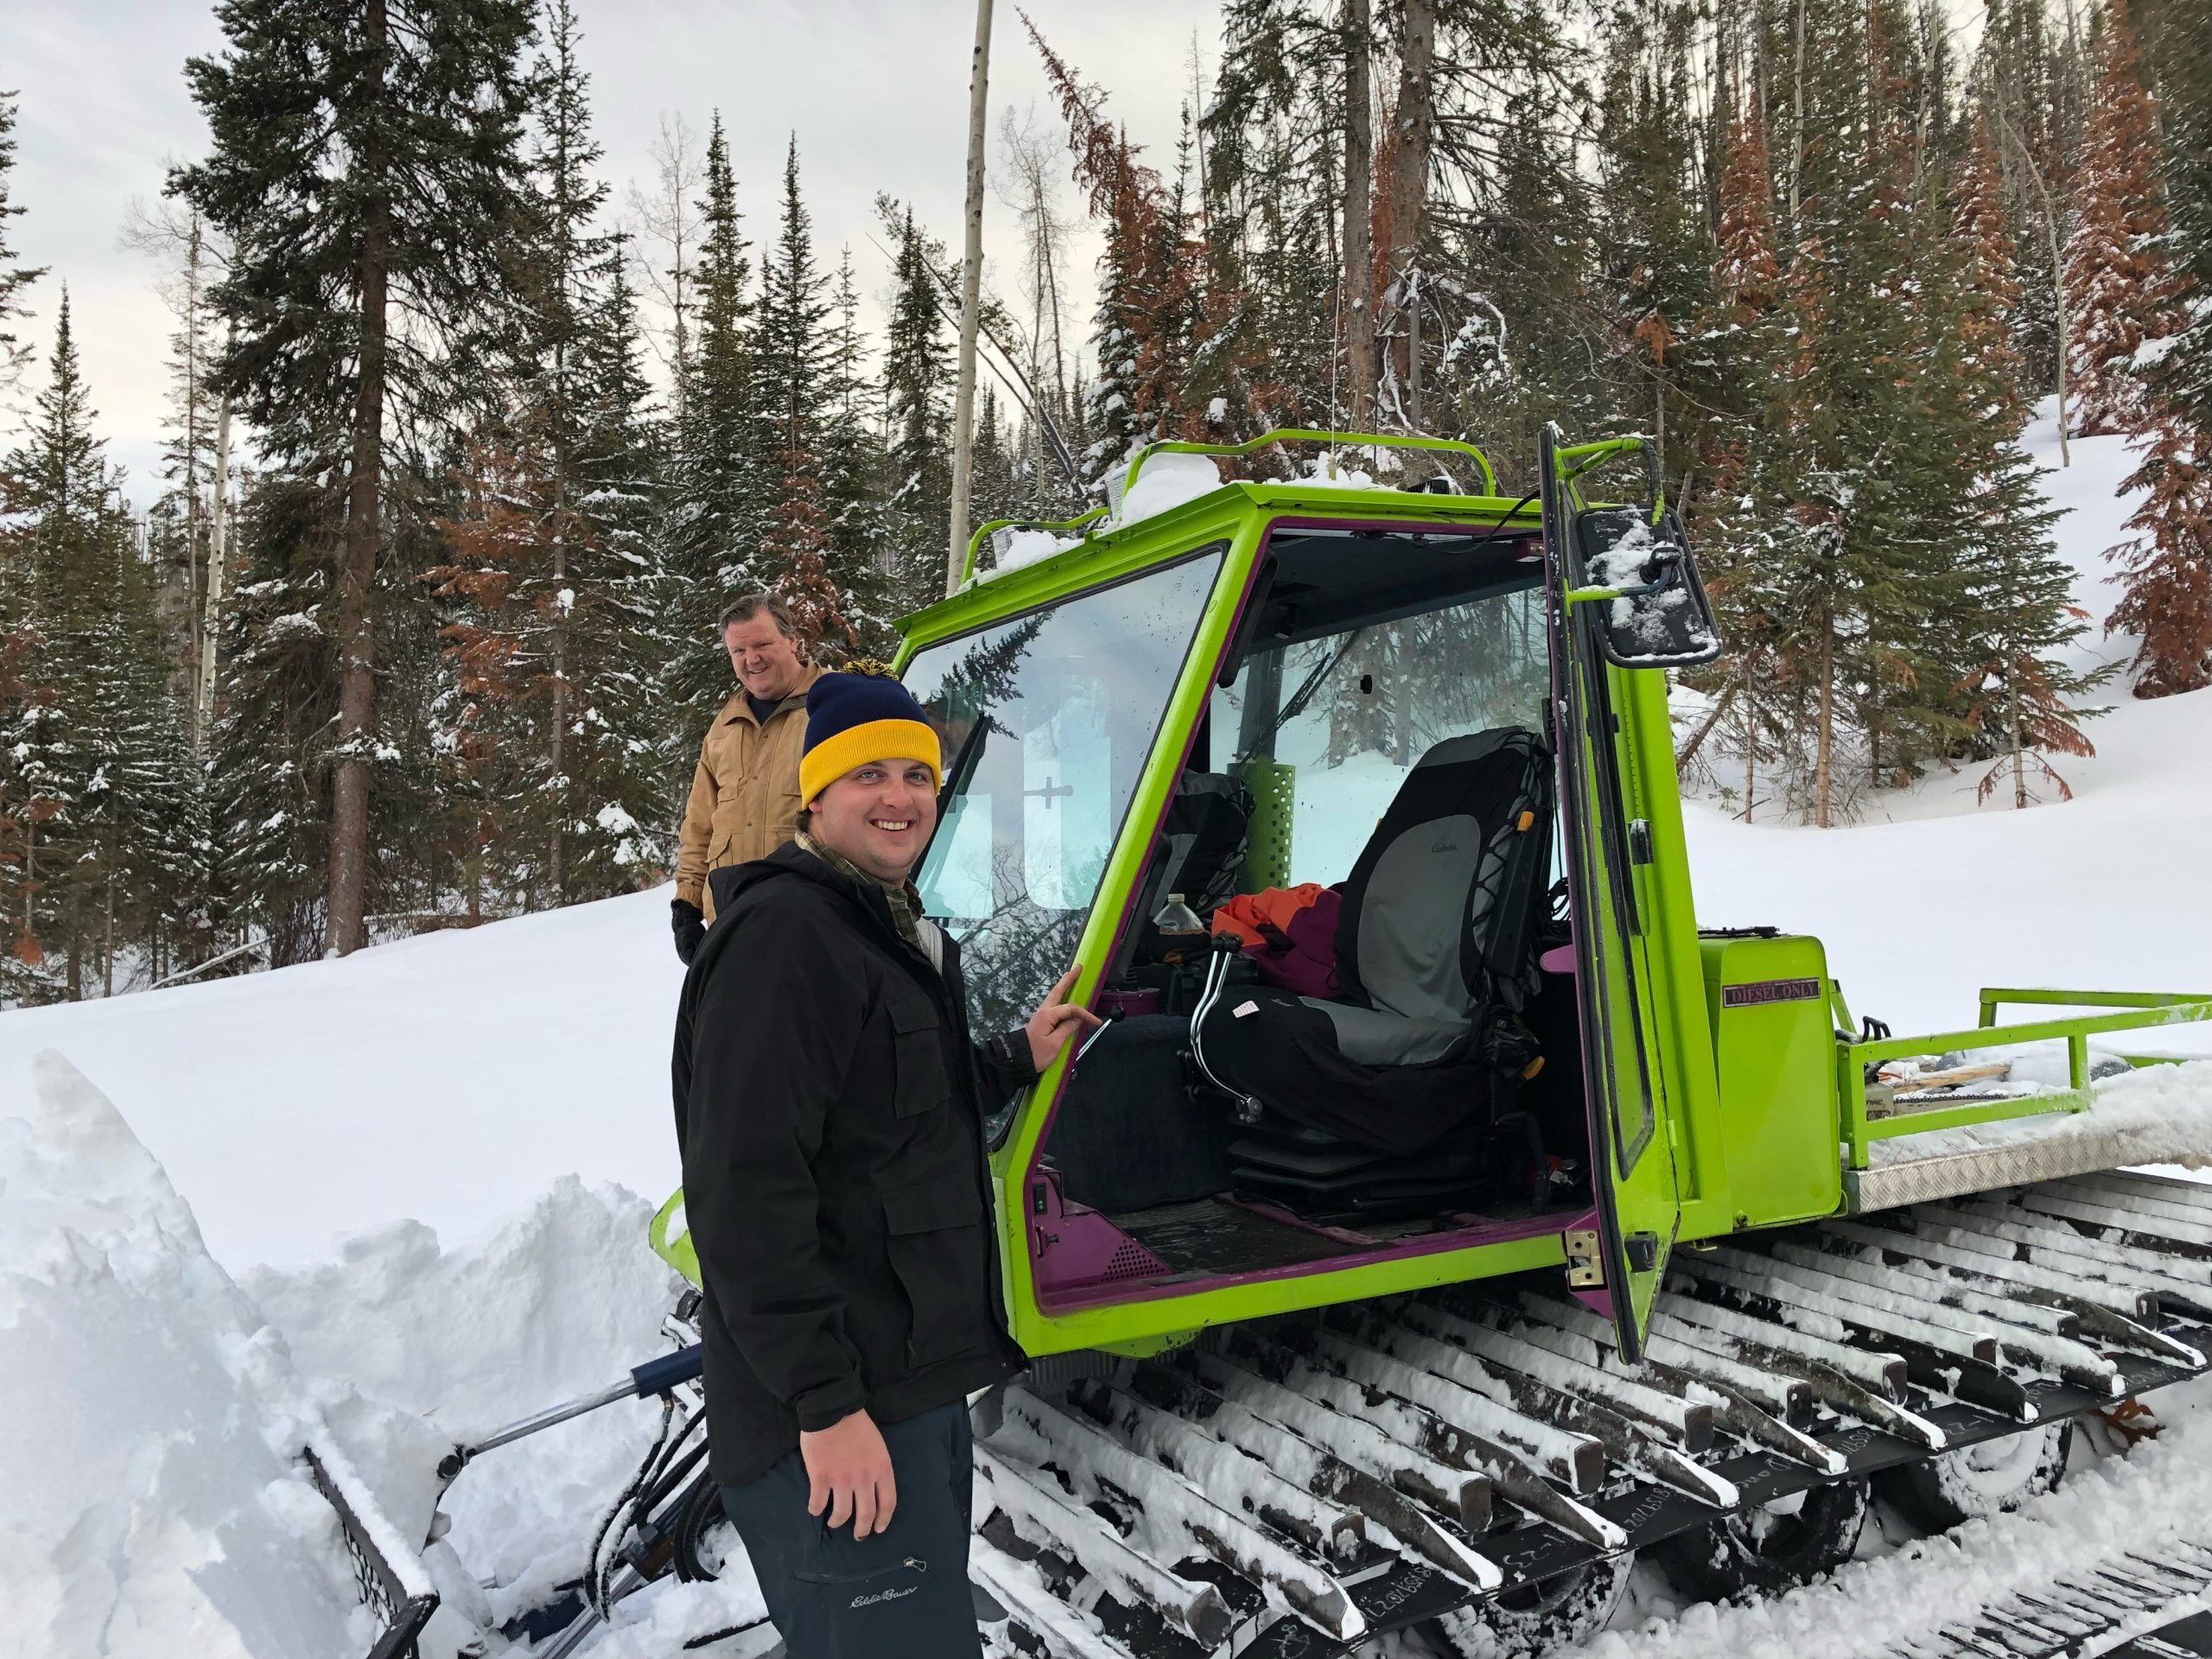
[798,671,944,804]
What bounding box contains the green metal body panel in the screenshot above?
[1695,936,1841,1233]
[643,425,2212,1370]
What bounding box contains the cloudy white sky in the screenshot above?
[3,0,1217,505]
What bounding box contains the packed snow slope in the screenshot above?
[0,889,686,1269]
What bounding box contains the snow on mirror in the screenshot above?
[1573,505,1722,670]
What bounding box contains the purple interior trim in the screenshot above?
[1571,1283,1618,1321]
[1539,943,1577,976]
[1037,1201,1596,1315]
[1028,1170,1172,1294]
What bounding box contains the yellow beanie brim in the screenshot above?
[800,718,944,804]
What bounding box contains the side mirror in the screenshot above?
[1568,505,1723,668]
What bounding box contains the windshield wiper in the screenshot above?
[1233,627,1370,768]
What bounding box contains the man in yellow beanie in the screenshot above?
[671,671,1098,1659]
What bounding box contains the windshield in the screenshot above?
[907,548,1228,1034]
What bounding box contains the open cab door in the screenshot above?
[1539,423,1719,1358]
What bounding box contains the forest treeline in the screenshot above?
[0,0,2206,1001]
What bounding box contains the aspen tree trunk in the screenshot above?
[1745,716,1756,823]
[2010,671,2027,808]
[1788,0,1807,227]
[182,220,207,731]
[326,0,390,957]
[946,0,995,595]
[1814,623,1835,828]
[196,384,232,753]
[550,503,567,899]
[1343,0,1377,429]
[1385,0,1435,421]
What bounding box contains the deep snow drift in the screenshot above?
[0,1053,379,1659]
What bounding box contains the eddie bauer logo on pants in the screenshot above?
[851,1584,918,1609]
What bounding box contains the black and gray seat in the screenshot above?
[1192,728,1554,1189]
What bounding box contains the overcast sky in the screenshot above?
[3,0,1217,505]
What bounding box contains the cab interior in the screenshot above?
[907,518,1601,1307]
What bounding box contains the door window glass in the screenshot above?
[1210,585,1549,885]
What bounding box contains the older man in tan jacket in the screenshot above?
[670,594,826,962]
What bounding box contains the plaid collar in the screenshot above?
[796,831,925,950]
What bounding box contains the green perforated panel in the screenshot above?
[1238,759,1296,891]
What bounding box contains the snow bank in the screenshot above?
[245,1179,683,1591]
[1112,447,1224,526]
[0,1052,365,1659]
[984,524,1082,576]
[0,887,686,1272]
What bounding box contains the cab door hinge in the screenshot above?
[1564,1228,1603,1288]
[1627,818,1653,864]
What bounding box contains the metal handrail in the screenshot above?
[1554,434,1666,523]
[960,503,1111,586]
[1837,989,2212,1170]
[1122,427,1500,505]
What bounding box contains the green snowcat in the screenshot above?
[339,426,2212,1659]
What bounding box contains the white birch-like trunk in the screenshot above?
[196,386,233,752]
[946,0,996,595]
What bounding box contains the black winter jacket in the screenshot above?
[672,843,1033,1487]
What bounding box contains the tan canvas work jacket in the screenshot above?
[675,663,824,919]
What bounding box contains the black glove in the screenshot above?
[671,899,706,965]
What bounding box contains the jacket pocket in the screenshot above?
[887,992,948,1120]
[879,1174,989,1370]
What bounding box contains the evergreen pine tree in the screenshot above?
[1681,99,1798,817]
[753,137,854,655]
[1593,0,1712,488]
[171,0,540,954]
[2,295,200,997]
[1942,111,2112,803]
[664,111,757,703]
[818,246,890,640]
[565,232,676,892]
[2103,0,2212,696]
[880,206,953,613]
[2063,0,2180,436]
[0,90,44,396]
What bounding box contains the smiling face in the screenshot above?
[807,757,941,885]
[723,613,806,702]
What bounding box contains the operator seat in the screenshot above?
[1191,728,1554,1201]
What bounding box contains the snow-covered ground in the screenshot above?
[3,410,2209,1657]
